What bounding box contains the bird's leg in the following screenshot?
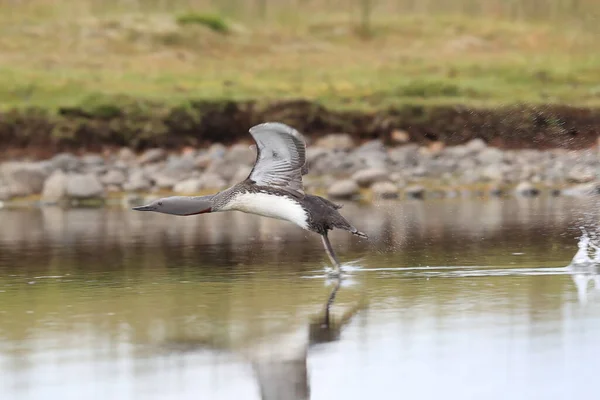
[321,233,342,276]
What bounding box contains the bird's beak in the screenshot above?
[132,204,154,212]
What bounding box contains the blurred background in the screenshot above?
[1,1,600,400]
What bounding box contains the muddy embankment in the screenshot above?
[1,100,599,206]
[1,100,599,158]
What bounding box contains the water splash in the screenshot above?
[567,229,600,304]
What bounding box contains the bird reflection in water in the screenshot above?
[163,278,366,400]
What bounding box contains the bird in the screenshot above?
[132,122,367,276]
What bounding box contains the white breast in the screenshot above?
[221,192,309,230]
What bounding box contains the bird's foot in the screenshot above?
[324,265,344,279]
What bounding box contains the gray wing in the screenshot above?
[246,122,307,197]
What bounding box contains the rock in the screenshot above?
[152,169,187,190]
[105,185,121,193]
[228,143,256,166]
[138,148,166,165]
[351,168,389,187]
[477,147,504,164]
[230,165,253,184]
[200,173,227,190]
[100,170,127,186]
[480,165,505,182]
[51,153,81,172]
[371,181,399,199]
[354,140,386,154]
[40,170,68,204]
[81,154,105,167]
[561,182,600,197]
[327,180,359,200]
[514,181,539,197]
[464,138,487,154]
[208,143,227,158]
[388,144,419,169]
[315,134,355,151]
[567,165,597,183]
[351,142,388,169]
[117,147,136,163]
[66,173,105,199]
[0,186,10,201]
[165,154,196,173]
[123,171,151,192]
[194,152,213,169]
[205,158,240,181]
[0,162,48,196]
[390,129,410,144]
[173,178,203,194]
[404,185,425,199]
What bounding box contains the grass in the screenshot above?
[176,12,230,33]
[0,0,599,111]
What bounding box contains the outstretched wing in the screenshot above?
[246,122,307,197]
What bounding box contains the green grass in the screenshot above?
[176,12,230,33]
[0,1,599,111]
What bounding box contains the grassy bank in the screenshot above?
[0,0,599,111]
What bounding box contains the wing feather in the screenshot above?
[246,122,307,197]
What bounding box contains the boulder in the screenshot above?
[371,181,399,199]
[123,171,152,192]
[0,185,9,201]
[51,153,81,172]
[228,143,257,166]
[173,178,203,194]
[327,180,359,200]
[0,162,48,197]
[117,147,136,163]
[464,138,487,154]
[351,168,389,188]
[200,173,227,190]
[138,148,166,165]
[100,170,127,186]
[208,143,227,158]
[388,144,419,169]
[41,170,68,204]
[152,171,184,190]
[194,152,213,169]
[66,173,105,199]
[477,147,504,165]
[230,166,253,185]
[315,134,355,151]
[81,154,105,167]
[164,154,196,173]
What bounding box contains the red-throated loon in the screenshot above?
[132,122,367,276]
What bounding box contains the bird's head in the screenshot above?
[132,195,214,216]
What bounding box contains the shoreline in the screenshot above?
[1,128,599,208]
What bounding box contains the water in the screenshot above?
[1,197,599,400]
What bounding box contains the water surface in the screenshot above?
[1,198,599,400]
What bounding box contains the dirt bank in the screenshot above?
[1,100,599,159]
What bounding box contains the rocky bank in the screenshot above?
[0,133,599,208]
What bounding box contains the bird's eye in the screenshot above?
[158,202,163,206]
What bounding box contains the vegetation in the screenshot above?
[175,12,230,33]
[0,0,598,113]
